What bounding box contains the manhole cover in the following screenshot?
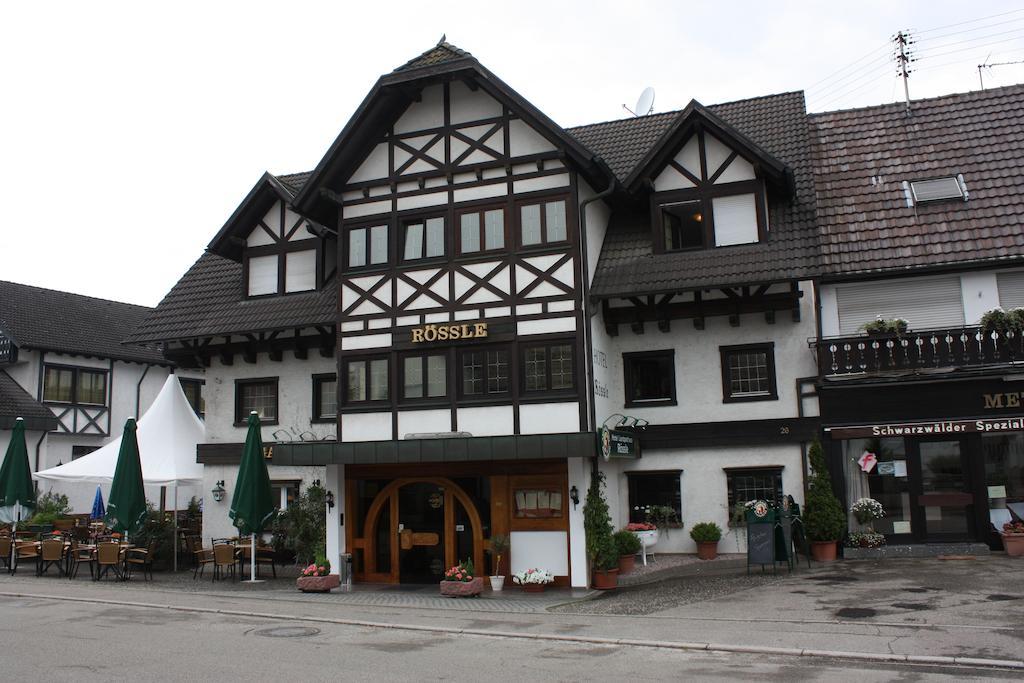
[836,607,877,619]
[255,626,321,638]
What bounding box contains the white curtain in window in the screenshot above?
[247,255,278,296]
[285,249,316,292]
[712,193,758,246]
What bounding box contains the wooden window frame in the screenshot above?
[455,203,509,256]
[398,351,449,405]
[626,470,683,524]
[399,212,447,263]
[520,340,576,397]
[622,350,677,408]
[515,194,571,250]
[179,378,205,419]
[41,363,108,407]
[725,466,784,520]
[457,345,512,400]
[234,377,279,426]
[242,240,323,299]
[311,373,338,423]
[508,474,569,531]
[719,342,778,403]
[341,356,390,407]
[342,220,391,273]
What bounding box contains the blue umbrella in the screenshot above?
[91,486,105,520]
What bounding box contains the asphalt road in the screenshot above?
[0,595,1015,682]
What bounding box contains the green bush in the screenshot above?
[271,484,326,566]
[859,317,909,334]
[689,521,723,543]
[980,308,1024,335]
[24,491,73,528]
[613,529,641,556]
[803,441,846,542]
[132,504,175,571]
[583,472,618,571]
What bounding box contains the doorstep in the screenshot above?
[843,543,991,560]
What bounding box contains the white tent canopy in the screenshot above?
[35,375,204,486]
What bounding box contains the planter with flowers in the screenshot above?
[512,567,555,593]
[860,316,909,336]
[440,560,483,597]
[1002,520,1024,557]
[296,557,338,593]
[626,521,660,550]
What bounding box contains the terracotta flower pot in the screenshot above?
[592,568,619,590]
[521,583,546,593]
[296,574,340,593]
[440,577,484,597]
[618,554,636,574]
[696,541,719,560]
[810,541,838,562]
[1003,534,1024,557]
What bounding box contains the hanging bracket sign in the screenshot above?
[599,426,640,461]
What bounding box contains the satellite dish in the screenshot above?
[635,87,655,116]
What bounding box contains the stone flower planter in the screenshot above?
[440,577,484,597]
[296,574,340,593]
[1003,534,1024,557]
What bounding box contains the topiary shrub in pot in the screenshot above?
[584,471,619,590]
[613,529,642,574]
[803,440,846,561]
[689,521,723,560]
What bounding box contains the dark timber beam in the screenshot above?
[219,351,234,366]
[764,310,776,325]
[693,317,705,330]
[657,319,670,333]
[630,321,644,335]
[728,314,740,327]
[269,349,283,362]
[602,290,803,326]
[243,349,257,364]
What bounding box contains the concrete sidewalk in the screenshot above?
[2,555,1024,671]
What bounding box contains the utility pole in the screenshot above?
[978,64,985,90]
[894,30,914,115]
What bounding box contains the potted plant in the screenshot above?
[850,498,885,531]
[1002,520,1024,557]
[613,529,641,574]
[626,521,660,549]
[689,521,723,560]
[980,307,1024,339]
[440,559,484,597]
[296,555,339,593]
[487,533,510,590]
[512,567,554,592]
[846,532,886,549]
[584,471,619,590]
[860,316,909,336]
[803,440,846,562]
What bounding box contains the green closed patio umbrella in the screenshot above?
[105,418,148,538]
[229,411,275,582]
[1,418,36,568]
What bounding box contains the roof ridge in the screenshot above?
[393,40,474,72]
[809,82,1024,117]
[0,280,153,311]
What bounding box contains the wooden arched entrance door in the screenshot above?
[362,477,484,584]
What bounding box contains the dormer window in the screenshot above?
[243,200,325,297]
[246,246,319,296]
[651,130,767,252]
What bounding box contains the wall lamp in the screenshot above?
[211,480,226,503]
[326,490,336,510]
[312,479,322,488]
[569,486,580,509]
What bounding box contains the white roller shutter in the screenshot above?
[998,271,1024,310]
[712,193,759,246]
[836,276,964,335]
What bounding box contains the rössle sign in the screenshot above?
[411,322,488,343]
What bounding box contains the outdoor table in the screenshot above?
[233,543,275,579]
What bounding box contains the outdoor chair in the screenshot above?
[69,540,95,580]
[125,541,156,581]
[212,543,235,582]
[192,545,214,580]
[11,541,40,575]
[94,541,123,581]
[38,539,66,577]
[234,543,276,579]
[184,535,203,567]
[0,536,10,571]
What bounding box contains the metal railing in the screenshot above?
[814,326,1024,376]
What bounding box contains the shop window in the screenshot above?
[460,348,510,397]
[235,378,278,424]
[518,197,568,247]
[346,223,388,269]
[720,343,777,402]
[179,378,205,418]
[458,206,505,254]
[982,434,1024,532]
[522,342,574,393]
[840,438,911,535]
[726,467,783,522]
[623,351,676,406]
[402,354,447,400]
[627,471,682,524]
[402,215,445,261]
[42,365,107,406]
[312,374,338,421]
[345,358,389,404]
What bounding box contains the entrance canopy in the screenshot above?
[34,375,204,486]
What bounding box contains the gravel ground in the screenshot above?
[552,571,786,615]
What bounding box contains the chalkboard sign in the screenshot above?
[747,522,775,566]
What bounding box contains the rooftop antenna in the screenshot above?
[893,30,915,116]
[622,86,655,117]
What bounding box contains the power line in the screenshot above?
[806,40,892,91]
[807,53,892,97]
[917,34,1024,61]
[809,60,893,105]
[914,26,1024,55]
[915,14,1024,43]
[913,7,1024,35]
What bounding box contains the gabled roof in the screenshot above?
[0,370,58,430]
[293,41,616,224]
[123,250,336,344]
[810,83,1024,278]
[0,281,167,364]
[586,91,820,298]
[207,172,304,261]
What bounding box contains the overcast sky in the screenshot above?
[3,1,1023,307]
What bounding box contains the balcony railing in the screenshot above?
[815,326,1024,377]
